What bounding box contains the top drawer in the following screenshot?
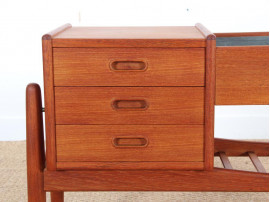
[53,48,205,86]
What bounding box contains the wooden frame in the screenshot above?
[195,23,216,170]
[26,24,269,202]
[44,168,268,192]
[42,23,71,202]
[42,23,71,171]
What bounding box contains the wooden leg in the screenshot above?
[51,192,64,202]
[26,83,46,202]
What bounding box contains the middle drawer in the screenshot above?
[55,87,204,125]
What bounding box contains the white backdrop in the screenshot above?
[0,0,269,140]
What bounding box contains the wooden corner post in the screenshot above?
[195,23,216,170]
[42,23,71,202]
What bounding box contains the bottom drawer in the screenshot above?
[56,125,204,170]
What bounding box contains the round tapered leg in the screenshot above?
[51,191,64,202]
[26,83,46,202]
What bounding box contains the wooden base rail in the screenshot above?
[44,169,268,192]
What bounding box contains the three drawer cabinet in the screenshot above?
[26,24,269,202]
[42,24,215,172]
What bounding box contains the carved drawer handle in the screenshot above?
[110,61,147,71]
[112,99,148,111]
[112,137,148,148]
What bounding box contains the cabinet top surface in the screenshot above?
[48,26,207,47]
[53,26,205,40]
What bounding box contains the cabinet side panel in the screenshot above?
[216,46,269,105]
[204,39,216,170]
[43,38,56,170]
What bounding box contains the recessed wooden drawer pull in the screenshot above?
[112,137,148,148]
[112,99,148,111]
[110,61,147,71]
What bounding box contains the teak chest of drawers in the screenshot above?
[26,23,269,202]
[44,24,215,171]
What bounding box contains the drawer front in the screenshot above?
[56,125,204,162]
[53,48,205,86]
[55,87,204,125]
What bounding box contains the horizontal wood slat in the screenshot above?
[248,152,267,173]
[44,168,269,191]
[55,87,205,125]
[53,48,205,86]
[216,46,269,105]
[218,152,233,169]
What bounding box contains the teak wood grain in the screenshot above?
[42,23,72,172]
[196,23,216,170]
[53,48,205,87]
[53,26,205,39]
[42,25,70,201]
[44,168,269,192]
[28,24,269,199]
[42,24,71,40]
[214,32,269,37]
[42,34,56,171]
[56,161,204,170]
[54,87,205,125]
[216,46,269,105]
[26,84,46,202]
[51,26,206,47]
[248,152,267,173]
[214,138,269,156]
[50,192,64,202]
[56,125,204,164]
[218,152,233,169]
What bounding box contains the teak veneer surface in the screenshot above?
[52,26,206,47]
[56,161,204,170]
[42,36,57,170]
[53,48,205,86]
[44,169,269,192]
[56,125,204,163]
[248,152,267,173]
[53,27,205,39]
[31,24,270,197]
[214,32,269,37]
[216,46,269,105]
[214,138,269,156]
[26,84,46,202]
[54,87,205,125]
